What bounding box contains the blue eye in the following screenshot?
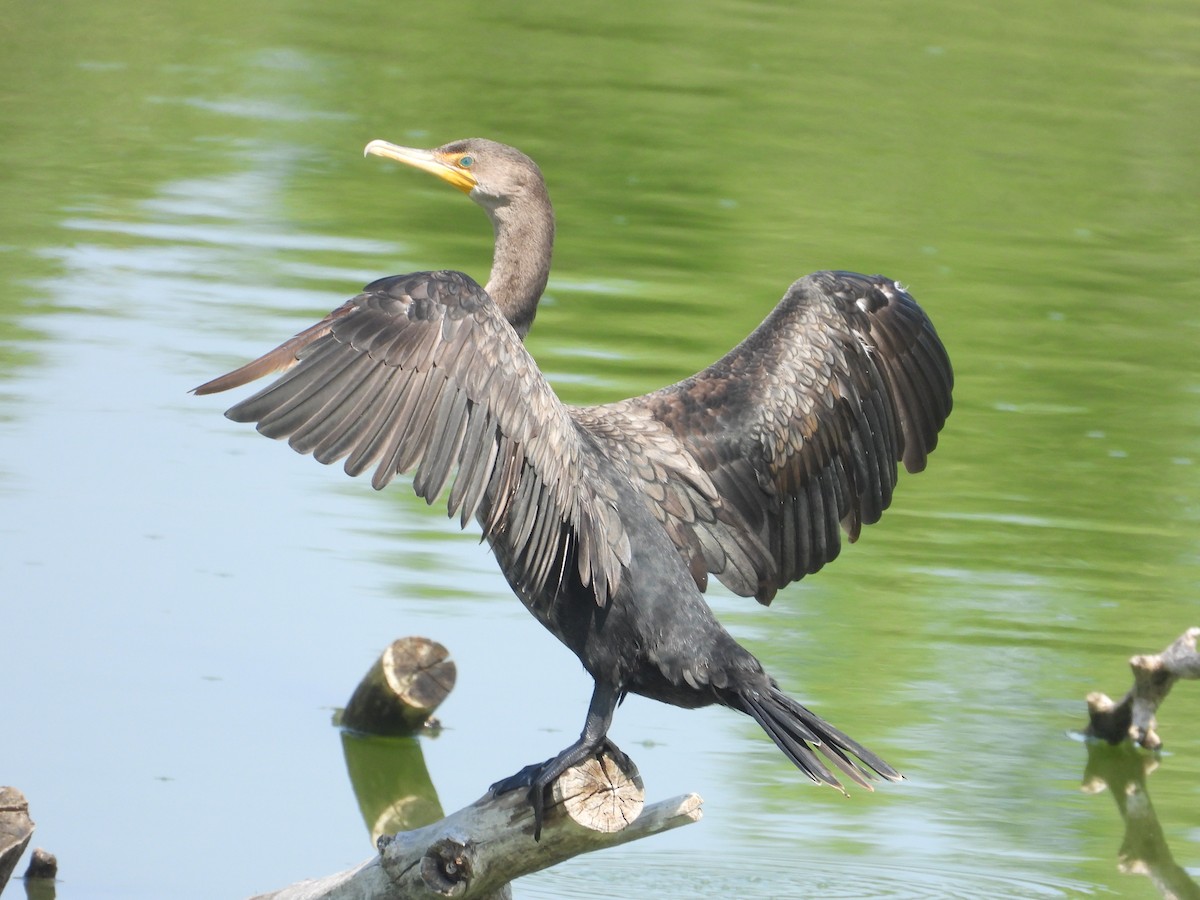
[460,156,474,168]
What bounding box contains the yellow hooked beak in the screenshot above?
[364,140,478,194]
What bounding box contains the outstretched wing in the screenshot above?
[594,271,953,605]
[194,270,631,605]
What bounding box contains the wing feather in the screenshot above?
[344,368,423,478]
[194,269,627,606]
[581,270,952,604]
[197,267,950,610]
[312,366,406,465]
[289,354,381,457]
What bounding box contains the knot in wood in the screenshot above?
[420,837,473,896]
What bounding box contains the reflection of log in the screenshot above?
[340,731,445,843]
[341,638,456,736]
[250,749,702,900]
[1085,627,1200,749]
[1081,741,1200,899]
[1,787,34,895]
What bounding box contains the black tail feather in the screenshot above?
[738,686,901,792]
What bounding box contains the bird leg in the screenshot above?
[489,681,624,840]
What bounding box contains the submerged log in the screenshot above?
[0,787,34,895]
[1085,627,1200,748]
[250,749,702,900]
[341,638,457,735]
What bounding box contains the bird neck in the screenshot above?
[483,188,554,341]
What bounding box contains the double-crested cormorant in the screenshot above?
[195,138,953,838]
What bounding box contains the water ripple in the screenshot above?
[524,850,1098,899]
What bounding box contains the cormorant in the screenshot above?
[195,138,953,838]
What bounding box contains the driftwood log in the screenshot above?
[250,749,702,900]
[0,787,34,895]
[1084,627,1200,748]
[341,638,457,735]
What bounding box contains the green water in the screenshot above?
[3,0,1198,897]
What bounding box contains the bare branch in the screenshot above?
[251,750,702,900]
[1085,627,1200,748]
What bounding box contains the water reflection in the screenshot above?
[340,732,445,844]
[1081,743,1200,900]
[22,877,56,900]
[527,846,1097,900]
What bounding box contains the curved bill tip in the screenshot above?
[364,138,412,160]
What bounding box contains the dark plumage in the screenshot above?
[194,137,953,838]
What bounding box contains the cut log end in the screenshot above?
[341,637,457,736]
[551,750,645,834]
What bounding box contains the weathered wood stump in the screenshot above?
[0,787,34,895]
[24,847,57,879]
[341,637,457,735]
[250,749,702,900]
[1084,627,1200,748]
[24,847,58,900]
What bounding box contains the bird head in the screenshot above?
[364,137,544,213]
